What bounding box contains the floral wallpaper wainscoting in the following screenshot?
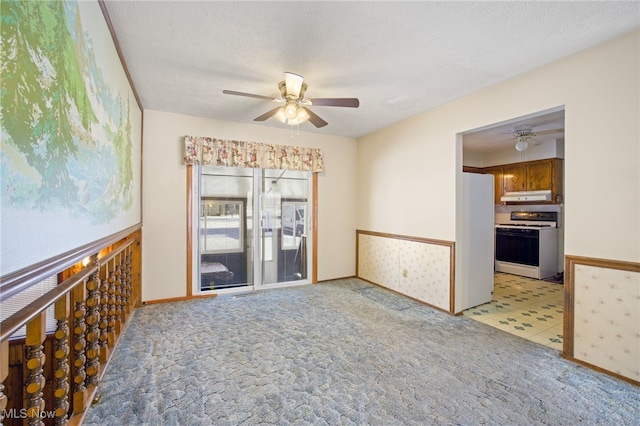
[358,233,400,289]
[357,231,452,312]
[573,265,640,382]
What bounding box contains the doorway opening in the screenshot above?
[460,106,566,351]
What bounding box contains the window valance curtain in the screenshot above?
[184,136,324,172]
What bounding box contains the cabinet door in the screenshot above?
[527,161,553,191]
[503,164,526,192]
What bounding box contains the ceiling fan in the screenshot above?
[223,72,359,128]
[505,124,564,151]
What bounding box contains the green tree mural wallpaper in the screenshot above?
[1,0,133,217]
[1,0,141,275]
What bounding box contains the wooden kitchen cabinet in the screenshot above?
[524,159,563,203]
[503,163,527,192]
[482,158,563,204]
[527,160,554,191]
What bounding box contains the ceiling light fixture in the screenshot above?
[224,71,359,129]
[284,72,304,99]
[284,100,298,119]
[274,100,310,125]
[513,126,534,152]
[515,137,529,152]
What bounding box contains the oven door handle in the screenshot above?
[496,231,538,238]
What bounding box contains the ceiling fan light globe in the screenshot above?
[274,107,287,123]
[296,108,310,124]
[515,140,529,152]
[285,101,298,119]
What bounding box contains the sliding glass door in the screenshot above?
[195,166,311,293]
[261,169,310,286]
[198,167,253,291]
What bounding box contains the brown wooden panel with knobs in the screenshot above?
[527,161,554,190]
[503,163,527,193]
[480,158,563,204]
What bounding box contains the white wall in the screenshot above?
[479,139,563,167]
[462,149,483,167]
[462,139,563,168]
[142,111,357,302]
[357,111,458,241]
[358,30,639,263]
[357,31,639,379]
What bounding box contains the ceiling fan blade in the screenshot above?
[254,107,282,122]
[308,98,360,108]
[302,108,328,128]
[534,128,564,136]
[488,140,510,148]
[284,72,304,99]
[223,90,277,101]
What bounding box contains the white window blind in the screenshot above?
[0,275,58,338]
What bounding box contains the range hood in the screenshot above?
[500,190,552,202]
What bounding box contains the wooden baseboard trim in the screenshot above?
[316,275,357,283]
[142,293,218,305]
[562,354,640,387]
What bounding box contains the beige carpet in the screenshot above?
[84,278,639,425]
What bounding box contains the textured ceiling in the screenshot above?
[103,1,639,146]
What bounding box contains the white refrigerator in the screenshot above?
[456,172,495,313]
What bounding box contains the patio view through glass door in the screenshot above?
[197,166,311,293]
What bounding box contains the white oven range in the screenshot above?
[495,211,558,280]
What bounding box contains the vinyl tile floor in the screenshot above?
[463,272,564,351]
